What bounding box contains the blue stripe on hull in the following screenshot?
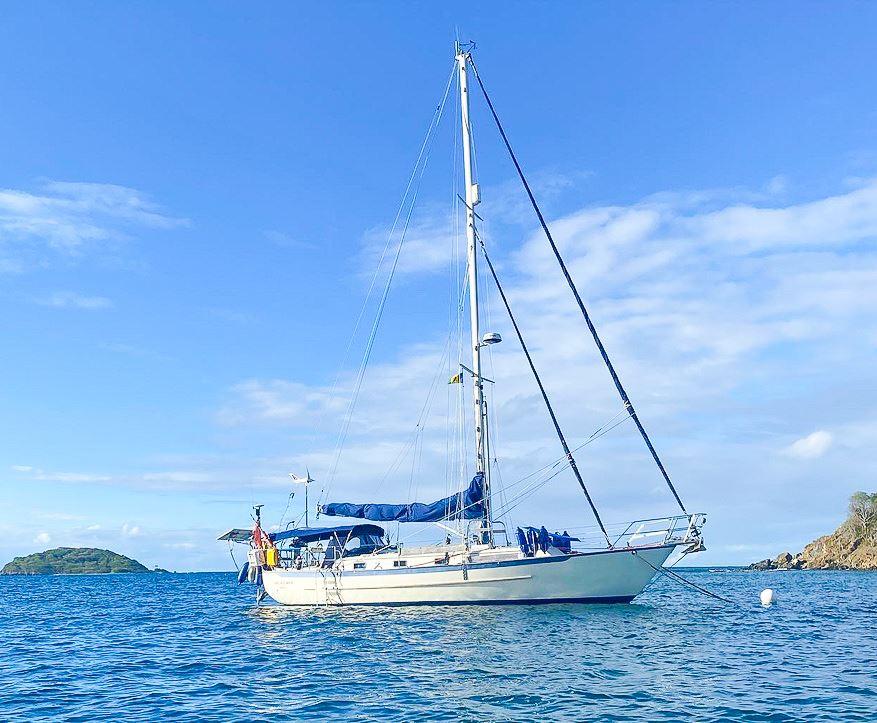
[270,595,637,607]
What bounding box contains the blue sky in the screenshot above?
[1,3,876,570]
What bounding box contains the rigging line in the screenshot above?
[227,541,240,574]
[376,345,449,493]
[493,464,570,520]
[574,406,630,448]
[277,490,296,529]
[323,65,454,493]
[373,267,468,499]
[477,412,626,523]
[571,413,632,453]
[487,404,632,502]
[478,239,611,545]
[319,63,456,504]
[489,410,634,519]
[320,63,457,504]
[375,326,455,492]
[494,466,573,517]
[468,56,687,515]
[631,551,735,605]
[313,59,459,466]
[445,91,461,501]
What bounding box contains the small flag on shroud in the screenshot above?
[448,372,463,384]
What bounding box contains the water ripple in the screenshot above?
[1,570,876,720]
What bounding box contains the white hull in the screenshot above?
[261,544,675,606]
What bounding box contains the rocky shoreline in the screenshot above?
[749,492,877,571]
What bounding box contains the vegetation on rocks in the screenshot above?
[750,492,877,570]
[1,547,152,575]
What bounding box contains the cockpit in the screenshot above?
[268,524,388,570]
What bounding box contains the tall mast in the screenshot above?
[456,45,491,539]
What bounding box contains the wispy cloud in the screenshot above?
[8,462,265,493]
[216,379,343,427]
[0,180,186,271]
[9,466,113,483]
[215,177,877,547]
[680,179,877,252]
[35,291,113,310]
[358,208,459,277]
[357,170,596,279]
[12,177,877,567]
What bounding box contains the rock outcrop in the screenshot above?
[749,494,877,571]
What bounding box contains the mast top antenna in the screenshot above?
[455,40,476,56]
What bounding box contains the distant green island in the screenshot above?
[1,547,164,575]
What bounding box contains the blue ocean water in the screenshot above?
[1,569,875,721]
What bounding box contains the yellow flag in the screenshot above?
[448,372,462,384]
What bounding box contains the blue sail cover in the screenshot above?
[267,524,385,544]
[322,473,485,523]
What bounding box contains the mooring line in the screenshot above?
[632,551,736,605]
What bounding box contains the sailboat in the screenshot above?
[219,44,706,606]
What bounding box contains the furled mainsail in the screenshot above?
[321,473,484,523]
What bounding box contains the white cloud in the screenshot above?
[211,176,877,560]
[0,180,186,271]
[121,523,141,538]
[216,379,342,427]
[358,171,595,279]
[785,430,834,460]
[10,466,112,483]
[33,532,51,545]
[43,472,112,483]
[682,179,877,252]
[35,291,113,310]
[9,176,876,568]
[359,210,457,277]
[8,461,266,493]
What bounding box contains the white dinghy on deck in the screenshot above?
[220,44,706,607]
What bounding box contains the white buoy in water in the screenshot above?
[760,588,775,606]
